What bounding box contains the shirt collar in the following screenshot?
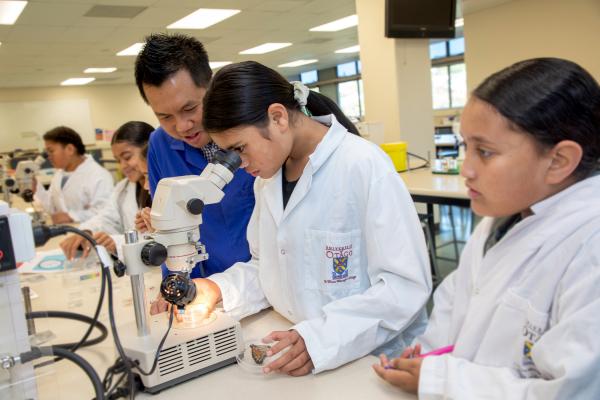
[307,114,348,174]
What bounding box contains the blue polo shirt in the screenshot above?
[147,127,255,278]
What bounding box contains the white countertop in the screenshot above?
[18,236,415,400]
[399,168,468,200]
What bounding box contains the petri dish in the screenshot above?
[236,339,288,375]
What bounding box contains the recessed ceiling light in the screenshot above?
[209,61,232,69]
[455,18,464,27]
[84,67,117,73]
[0,1,27,25]
[116,43,144,56]
[239,42,292,55]
[309,15,357,32]
[278,59,318,68]
[335,45,360,54]
[61,77,95,86]
[167,8,240,29]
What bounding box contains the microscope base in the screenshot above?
[120,311,243,393]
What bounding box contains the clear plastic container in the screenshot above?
[236,339,288,375]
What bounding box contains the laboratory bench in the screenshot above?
[13,234,416,400]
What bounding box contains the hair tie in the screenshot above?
[291,81,312,117]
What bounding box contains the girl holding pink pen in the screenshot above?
[374,58,600,399]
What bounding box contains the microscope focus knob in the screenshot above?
[140,242,167,266]
[186,198,204,215]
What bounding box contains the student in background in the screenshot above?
[60,121,153,259]
[189,61,431,376]
[34,126,113,224]
[373,58,600,399]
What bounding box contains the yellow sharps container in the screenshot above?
[380,142,408,172]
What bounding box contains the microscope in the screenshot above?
[13,155,46,204]
[119,150,244,393]
[0,201,38,399]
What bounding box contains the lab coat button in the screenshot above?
[474,288,480,295]
[280,249,286,255]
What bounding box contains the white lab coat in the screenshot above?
[78,178,138,258]
[210,115,432,373]
[417,174,600,399]
[34,155,113,223]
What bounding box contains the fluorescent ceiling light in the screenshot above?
[167,8,240,29]
[278,59,318,68]
[209,61,232,69]
[61,77,95,86]
[84,67,117,73]
[309,15,357,32]
[335,45,360,54]
[117,42,144,56]
[0,1,27,25]
[455,18,464,27]
[239,42,291,55]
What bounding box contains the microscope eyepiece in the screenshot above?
[213,150,241,173]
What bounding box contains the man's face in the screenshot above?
[143,69,209,148]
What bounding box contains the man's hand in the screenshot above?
[261,330,313,376]
[51,212,73,224]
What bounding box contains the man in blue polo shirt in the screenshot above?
[134,33,255,312]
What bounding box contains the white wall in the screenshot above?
[464,0,600,91]
[0,84,157,151]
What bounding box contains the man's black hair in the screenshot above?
[134,33,212,103]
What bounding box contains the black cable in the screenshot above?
[26,310,108,349]
[22,346,105,400]
[407,152,431,170]
[31,225,107,365]
[58,225,175,398]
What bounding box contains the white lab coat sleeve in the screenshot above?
[208,184,270,320]
[416,270,457,353]
[33,176,56,213]
[79,179,127,235]
[293,171,432,373]
[419,238,600,400]
[67,170,113,222]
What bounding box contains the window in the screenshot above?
[431,66,450,109]
[336,61,358,77]
[430,36,467,109]
[429,41,447,59]
[431,62,467,109]
[300,70,318,84]
[449,63,467,107]
[448,37,465,56]
[338,80,361,118]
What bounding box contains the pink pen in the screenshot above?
[384,345,454,369]
[418,345,454,358]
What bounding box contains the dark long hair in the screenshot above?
[111,121,154,147]
[473,57,600,179]
[202,61,360,136]
[111,121,154,208]
[135,33,212,103]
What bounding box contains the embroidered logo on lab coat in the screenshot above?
[519,321,544,378]
[323,245,356,283]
